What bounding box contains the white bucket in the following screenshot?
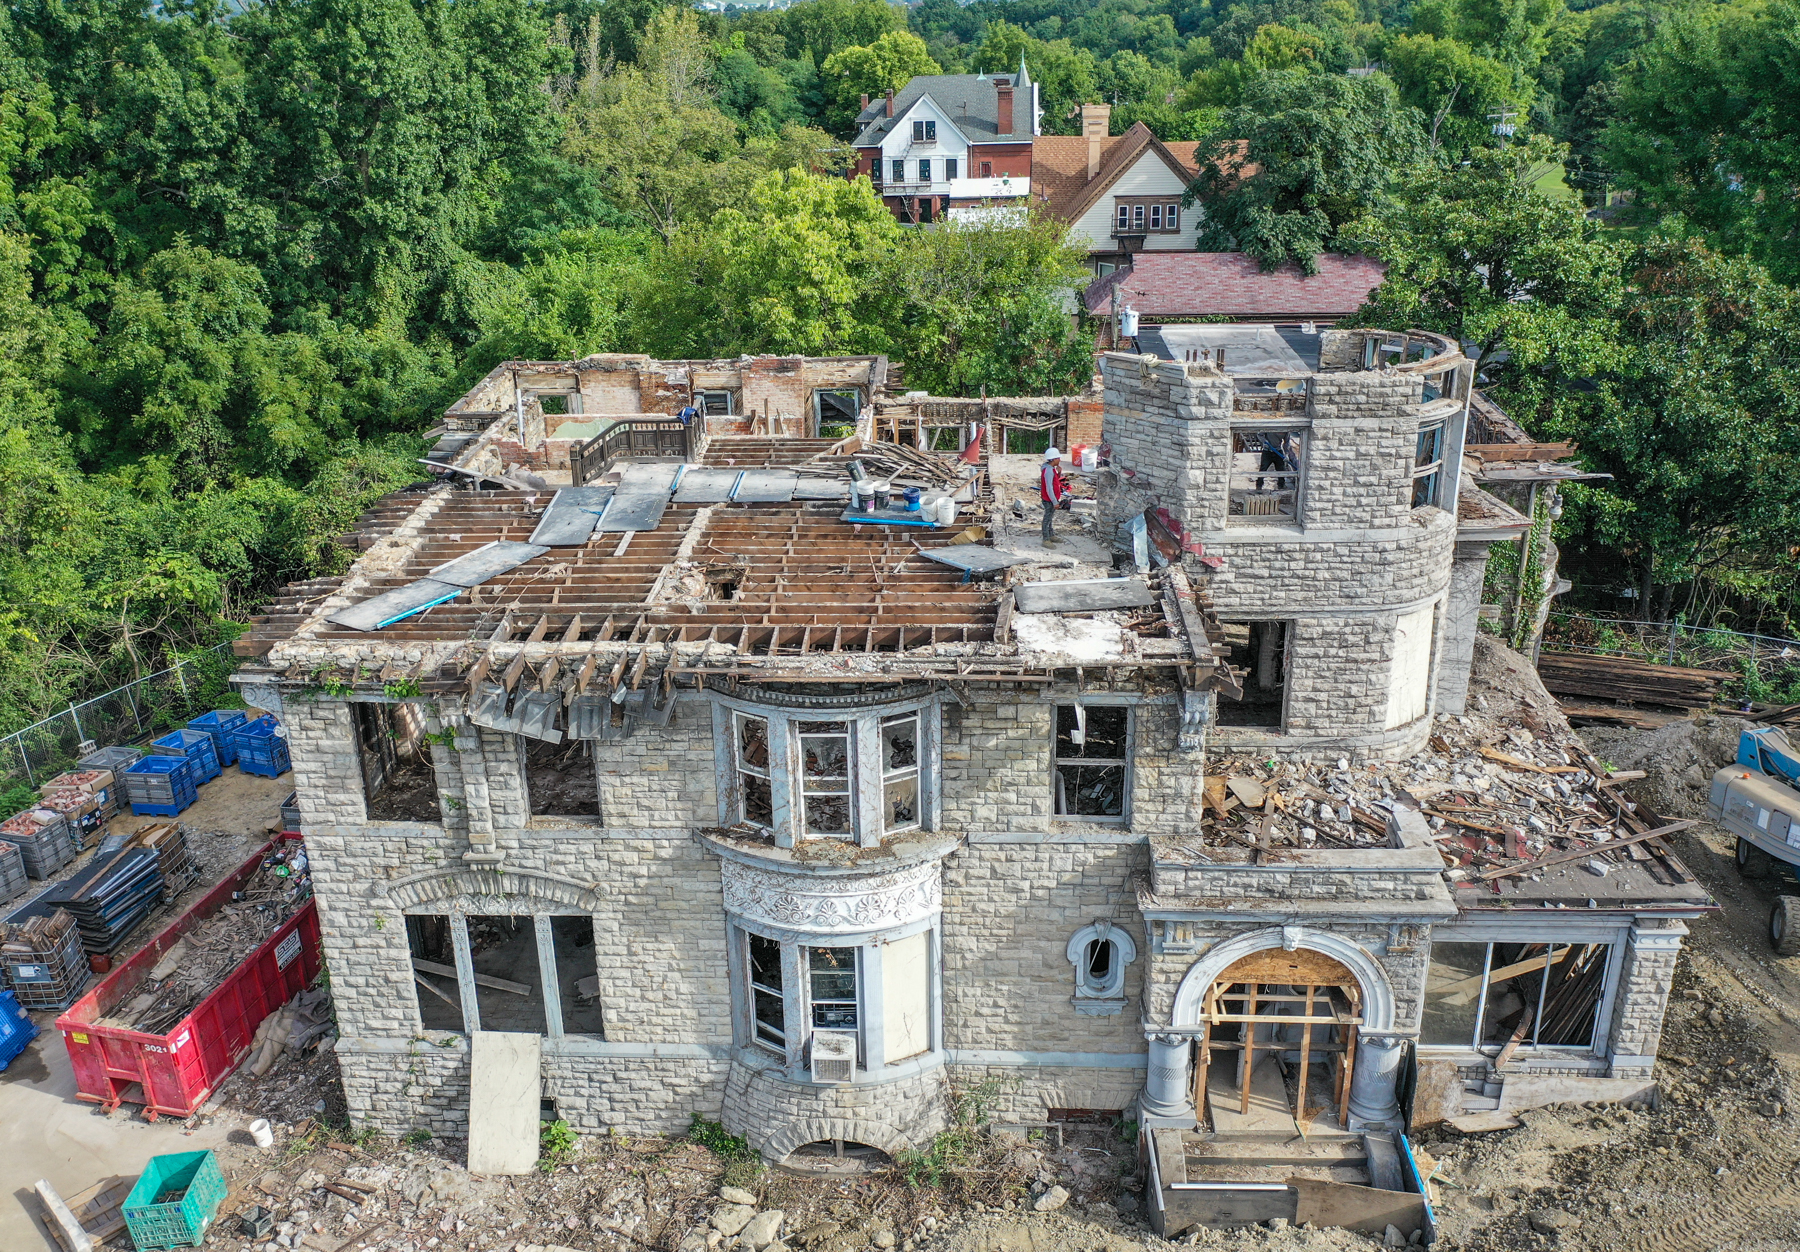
[935,497,957,526]
[249,1118,274,1148]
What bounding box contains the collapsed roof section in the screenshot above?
[233,358,1237,748]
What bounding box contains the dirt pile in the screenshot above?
[1582,715,1742,820]
[1465,635,1574,739]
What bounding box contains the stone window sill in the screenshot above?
[1072,996,1129,1016]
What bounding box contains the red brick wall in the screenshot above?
[969,143,1033,178]
[1065,397,1104,449]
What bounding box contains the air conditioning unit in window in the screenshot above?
[810,1030,857,1084]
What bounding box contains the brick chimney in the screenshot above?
[1081,103,1111,178]
[861,92,870,113]
[996,80,1014,136]
[885,88,895,118]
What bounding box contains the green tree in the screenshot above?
[1382,32,1527,156]
[1345,134,1619,377]
[892,211,1094,396]
[642,170,901,358]
[973,23,1098,133]
[819,31,941,134]
[1185,69,1427,272]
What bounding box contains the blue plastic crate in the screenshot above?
[149,729,222,783]
[125,754,198,789]
[0,989,38,1071]
[187,710,246,765]
[123,1150,227,1249]
[229,715,279,749]
[237,744,291,778]
[131,793,197,817]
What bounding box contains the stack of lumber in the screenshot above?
[1535,650,1732,709]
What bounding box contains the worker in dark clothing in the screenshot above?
[1040,446,1070,545]
[1254,433,1293,489]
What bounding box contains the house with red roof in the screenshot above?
[1082,251,1388,324]
[1032,105,1202,275]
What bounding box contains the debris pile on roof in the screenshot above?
[1183,707,1696,889]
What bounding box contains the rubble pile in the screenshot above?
[1192,703,1693,886]
[99,841,312,1034]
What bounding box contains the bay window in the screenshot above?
[748,933,786,1050]
[1420,937,1619,1055]
[716,697,937,847]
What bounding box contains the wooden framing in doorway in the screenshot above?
[1193,948,1364,1129]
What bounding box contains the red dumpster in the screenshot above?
[54,835,321,1120]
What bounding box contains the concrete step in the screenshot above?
[1186,1138,1369,1168]
[1186,1162,1371,1185]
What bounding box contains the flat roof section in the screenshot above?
[1140,324,1323,374]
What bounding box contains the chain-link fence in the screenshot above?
[0,644,241,793]
[1543,612,1800,702]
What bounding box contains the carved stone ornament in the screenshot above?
[721,857,941,936]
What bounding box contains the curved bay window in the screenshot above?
[1412,418,1446,509]
[716,695,936,848]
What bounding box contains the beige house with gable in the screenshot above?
[1034,104,1203,275]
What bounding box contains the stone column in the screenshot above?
[1138,1032,1196,1127]
[1347,1033,1405,1130]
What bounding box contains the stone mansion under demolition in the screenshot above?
[233,331,1709,1220]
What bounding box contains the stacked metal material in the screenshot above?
[0,809,77,878]
[36,847,167,954]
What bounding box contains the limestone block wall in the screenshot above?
[945,1062,1148,1121]
[723,1057,951,1158]
[1607,923,1685,1076]
[942,840,1148,1055]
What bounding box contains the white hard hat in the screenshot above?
[1043,446,1062,461]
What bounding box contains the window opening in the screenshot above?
[891,159,904,183]
[1082,939,1114,992]
[1216,621,1288,728]
[815,388,861,437]
[1149,205,1162,230]
[800,720,852,837]
[1133,204,1145,229]
[734,713,773,828]
[980,160,993,178]
[551,916,606,1036]
[468,915,547,1035]
[1115,204,1129,231]
[407,914,462,1032]
[697,389,735,417]
[881,714,920,832]
[525,738,600,818]
[1166,204,1180,229]
[1421,941,1612,1052]
[1412,419,1446,508]
[918,158,932,182]
[355,703,441,822]
[1228,428,1304,520]
[748,933,786,1051]
[538,394,568,416]
[945,157,958,180]
[809,946,860,1031]
[1053,705,1128,820]
[913,119,936,142]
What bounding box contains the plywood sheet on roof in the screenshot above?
[1014,578,1153,613]
[731,469,800,503]
[528,487,613,546]
[672,468,741,503]
[326,578,463,632]
[428,540,551,586]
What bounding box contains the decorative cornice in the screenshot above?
[377,866,605,913]
[721,857,941,936]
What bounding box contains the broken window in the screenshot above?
[550,916,606,1036]
[697,389,735,417]
[1067,921,1136,1005]
[734,713,773,828]
[1053,705,1129,822]
[747,932,786,1052]
[814,388,861,438]
[407,914,462,1032]
[1228,428,1305,521]
[800,721,853,838]
[524,738,600,819]
[355,703,441,822]
[1412,418,1446,507]
[809,946,860,1034]
[1216,621,1289,728]
[467,915,548,1035]
[1421,940,1614,1053]
[881,714,920,833]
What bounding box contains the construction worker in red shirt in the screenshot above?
[1040,446,1071,545]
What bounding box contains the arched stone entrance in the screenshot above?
[1142,926,1405,1132]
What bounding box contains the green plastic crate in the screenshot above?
[123,1149,227,1249]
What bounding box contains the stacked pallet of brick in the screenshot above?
[0,841,26,906]
[37,770,116,850]
[0,808,77,878]
[0,910,89,1010]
